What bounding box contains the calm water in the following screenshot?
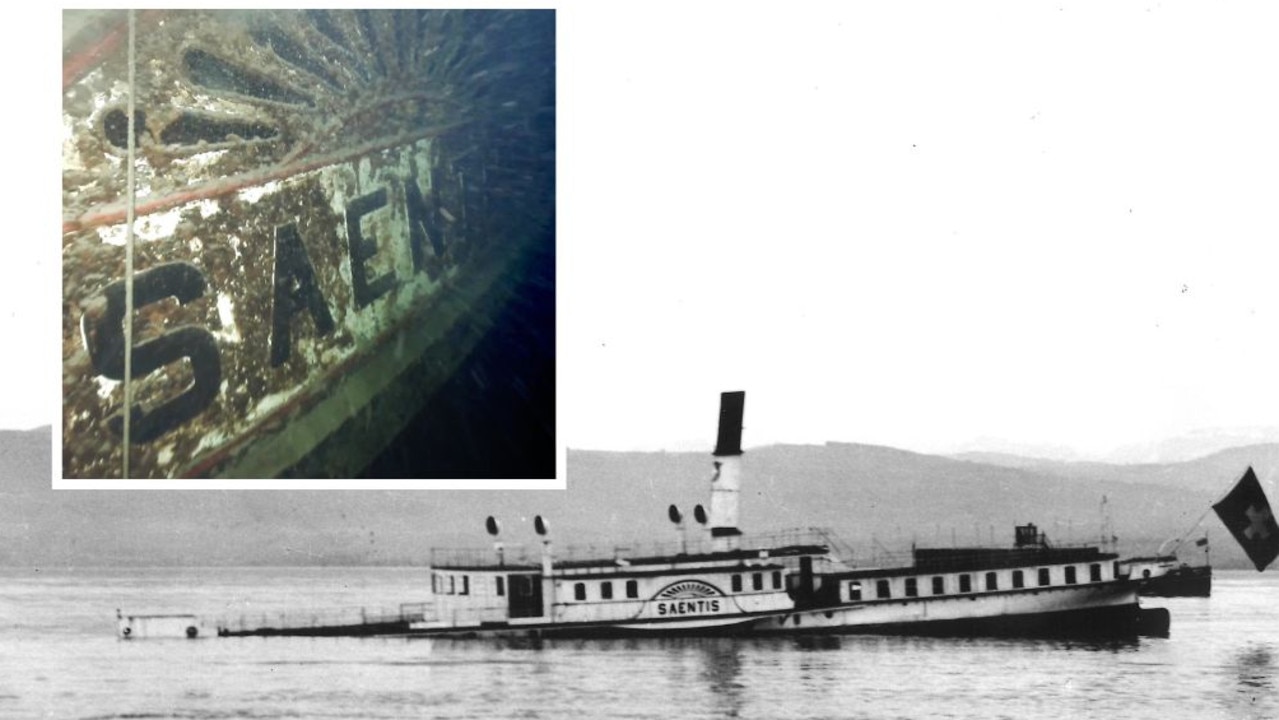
[3,567,1276,720]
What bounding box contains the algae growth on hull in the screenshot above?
[62,10,556,478]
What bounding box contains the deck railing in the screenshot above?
[428,527,1115,573]
[212,601,436,635]
[429,527,843,569]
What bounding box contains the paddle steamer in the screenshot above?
[1120,552,1212,598]
[117,391,1163,639]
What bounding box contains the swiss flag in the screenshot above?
[1213,467,1279,572]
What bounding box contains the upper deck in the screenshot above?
[429,527,838,572]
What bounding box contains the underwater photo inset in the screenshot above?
[62,10,555,479]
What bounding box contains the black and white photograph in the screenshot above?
[6,2,1279,718]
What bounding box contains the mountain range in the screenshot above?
[5,425,1277,569]
[947,426,1279,465]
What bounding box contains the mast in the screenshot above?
[709,391,745,551]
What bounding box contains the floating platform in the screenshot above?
[117,604,431,639]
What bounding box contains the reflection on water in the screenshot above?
[699,640,745,718]
[6,569,1279,720]
[1233,644,1274,690]
[793,634,844,652]
[1226,642,1276,720]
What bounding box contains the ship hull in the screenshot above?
[1120,555,1213,597]
[1140,565,1212,598]
[403,613,779,640]
[756,581,1145,638]
[219,620,412,638]
[61,10,555,480]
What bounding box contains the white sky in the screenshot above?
[21,4,1279,461]
[6,7,59,432]
[561,2,1279,457]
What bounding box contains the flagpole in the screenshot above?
[1163,503,1218,557]
[1165,464,1270,557]
[1166,468,1253,557]
[1211,465,1279,572]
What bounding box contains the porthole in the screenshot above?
[103,108,146,149]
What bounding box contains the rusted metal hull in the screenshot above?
[62,10,555,478]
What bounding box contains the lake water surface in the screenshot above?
[3,567,1276,719]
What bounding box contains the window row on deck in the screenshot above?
[431,563,1107,606]
[430,573,671,602]
[568,570,785,602]
[848,562,1115,601]
[432,569,787,602]
[432,573,472,596]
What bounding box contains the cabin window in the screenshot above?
[905,577,918,597]
[1089,563,1102,582]
[772,571,783,589]
[431,573,438,594]
[1012,570,1024,589]
[1038,568,1051,586]
[574,582,586,601]
[732,575,743,593]
[1065,566,1078,585]
[752,573,764,591]
[959,574,972,593]
[601,581,613,600]
[985,572,998,591]
[1113,561,1120,579]
[461,576,470,596]
[932,576,945,595]
[876,579,891,599]
[448,575,456,595]
[496,577,506,596]
[626,580,638,598]
[849,582,862,601]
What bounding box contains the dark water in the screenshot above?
[355,9,556,479]
[360,9,560,478]
[3,567,1277,719]
[357,9,557,480]
[358,226,556,479]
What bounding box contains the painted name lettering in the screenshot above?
[82,262,222,442]
[81,169,455,442]
[656,599,722,616]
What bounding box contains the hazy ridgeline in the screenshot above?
[9,426,1276,569]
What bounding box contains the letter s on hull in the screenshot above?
[82,262,222,443]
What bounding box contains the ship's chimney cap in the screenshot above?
[713,391,745,457]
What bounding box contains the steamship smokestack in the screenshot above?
[709,391,745,551]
